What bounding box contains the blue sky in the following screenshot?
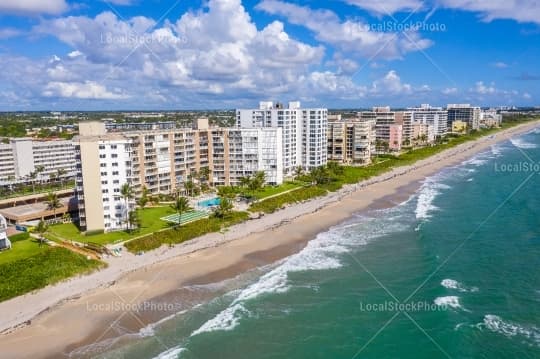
[0,0,538,110]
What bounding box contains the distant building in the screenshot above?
[480,110,502,128]
[0,138,75,185]
[395,111,413,145]
[451,120,468,134]
[75,121,283,233]
[327,114,376,165]
[409,104,448,138]
[447,104,480,130]
[388,124,403,151]
[236,101,327,176]
[412,123,435,144]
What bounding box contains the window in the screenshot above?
[112,171,119,176]
[100,163,106,167]
[101,172,107,176]
[99,145,105,150]
[101,180,108,185]
[112,154,118,158]
[111,145,117,149]
[113,180,119,184]
[112,163,119,167]
[99,154,106,159]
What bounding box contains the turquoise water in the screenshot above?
[78,129,540,359]
[198,198,221,208]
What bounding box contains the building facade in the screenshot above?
[447,104,480,130]
[327,114,376,165]
[388,124,403,151]
[236,101,327,175]
[75,121,283,232]
[409,104,448,138]
[0,138,75,185]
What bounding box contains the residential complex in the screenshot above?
[327,114,376,165]
[75,120,283,232]
[447,104,481,130]
[236,101,328,176]
[0,138,75,185]
[409,104,448,138]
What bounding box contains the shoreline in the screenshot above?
[1,120,539,358]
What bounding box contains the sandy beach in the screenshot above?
[1,120,539,358]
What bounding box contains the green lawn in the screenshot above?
[125,211,249,253]
[0,239,46,265]
[252,181,305,200]
[249,118,539,213]
[0,247,105,302]
[47,206,176,245]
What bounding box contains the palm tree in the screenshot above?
[327,161,344,176]
[128,210,140,232]
[137,186,149,210]
[35,220,48,247]
[57,168,67,188]
[294,166,304,179]
[35,165,45,186]
[49,173,57,188]
[120,183,134,231]
[28,171,37,193]
[46,192,62,220]
[170,195,192,228]
[184,180,195,197]
[309,166,330,185]
[212,197,233,219]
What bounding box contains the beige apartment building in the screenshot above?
[327,114,376,165]
[75,120,283,232]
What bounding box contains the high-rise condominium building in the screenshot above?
[0,138,75,185]
[327,114,376,165]
[236,101,328,176]
[360,107,396,144]
[409,104,448,138]
[447,104,480,130]
[75,121,283,232]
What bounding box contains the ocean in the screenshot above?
[76,129,540,359]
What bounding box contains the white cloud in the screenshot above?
[0,28,23,39]
[370,70,412,94]
[43,81,129,100]
[442,87,458,95]
[471,81,496,94]
[523,92,532,99]
[343,0,423,16]
[439,0,540,25]
[0,0,67,15]
[491,61,508,68]
[256,0,433,60]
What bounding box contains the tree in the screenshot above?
[49,173,57,187]
[199,167,210,186]
[212,197,234,219]
[184,180,196,197]
[294,166,304,178]
[128,210,141,232]
[170,195,192,227]
[57,168,67,188]
[35,165,45,185]
[309,166,331,185]
[45,192,62,220]
[28,171,37,193]
[239,176,251,189]
[217,186,237,200]
[327,162,344,176]
[120,183,134,231]
[137,186,149,210]
[35,220,48,247]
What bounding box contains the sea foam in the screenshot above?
[481,315,540,345]
[441,279,479,293]
[434,296,462,309]
[415,179,450,220]
[189,213,408,337]
[510,137,538,149]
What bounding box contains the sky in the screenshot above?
[0,0,538,110]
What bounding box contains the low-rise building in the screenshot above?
[451,120,468,134]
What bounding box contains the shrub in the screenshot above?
[8,232,30,243]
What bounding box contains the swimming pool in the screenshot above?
[198,197,221,208]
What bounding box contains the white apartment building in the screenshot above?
[409,104,448,138]
[75,121,283,233]
[360,107,395,144]
[0,138,75,185]
[236,101,328,176]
